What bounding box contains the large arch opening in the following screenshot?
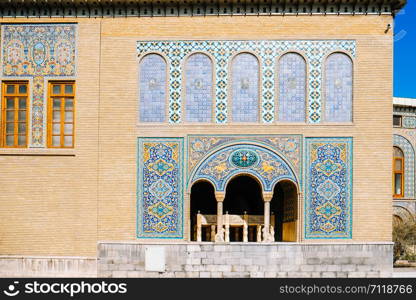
[271,180,298,242]
[190,181,217,241]
[223,175,264,242]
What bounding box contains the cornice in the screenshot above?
[0,0,406,17]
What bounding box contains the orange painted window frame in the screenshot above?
[47,81,75,148]
[1,81,29,148]
[393,156,404,198]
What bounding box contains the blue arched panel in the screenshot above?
[324,53,353,122]
[139,54,166,122]
[231,53,259,122]
[185,54,213,122]
[278,53,306,122]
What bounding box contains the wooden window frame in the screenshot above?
[1,81,29,148]
[47,81,75,148]
[393,115,402,127]
[393,152,404,198]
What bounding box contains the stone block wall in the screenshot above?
[0,256,97,277]
[98,242,393,278]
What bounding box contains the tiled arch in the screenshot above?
[394,134,415,198]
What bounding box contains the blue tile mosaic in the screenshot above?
[278,53,306,122]
[394,134,415,198]
[185,53,213,122]
[324,53,353,122]
[231,53,259,122]
[137,40,356,123]
[305,137,353,239]
[137,138,184,238]
[403,116,416,129]
[139,54,167,122]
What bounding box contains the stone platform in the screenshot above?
[98,242,393,278]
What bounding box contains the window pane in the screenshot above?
[64,123,73,135]
[53,98,61,109]
[19,84,27,94]
[18,111,26,121]
[65,98,73,109]
[53,111,61,121]
[52,136,60,146]
[6,98,14,109]
[64,136,73,147]
[53,85,61,94]
[18,135,26,146]
[65,84,73,94]
[65,111,73,122]
[395,159,402,171]
[394,147,404,158]
[6,111,14,121]
[52,123,60,134]
[19,98,26,109]
[6,123,14,134]
[6,85,15,94]
[6,135,14,146]
[393,115,402,127]
[18,123,26,134]
[395,174,402,195]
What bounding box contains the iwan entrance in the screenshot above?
[190,175,298,243]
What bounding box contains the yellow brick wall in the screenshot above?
[0,15,393,256]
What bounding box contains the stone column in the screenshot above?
[263,192,274,242]
[215,192,225,242]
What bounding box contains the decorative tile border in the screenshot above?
[1,24,77,147]
[137,137,184,239]
[137,40,355,124]
[394,134,415,198]
[305,137,353,239]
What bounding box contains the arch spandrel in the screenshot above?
[189,144,298,192]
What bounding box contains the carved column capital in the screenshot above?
[215,192,226,202]
[263,192,273,202]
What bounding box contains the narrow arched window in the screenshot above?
[185,54,213,122]
[231,53,259,122]
[393,147,404,198]
[325,53,353,122]
[139,54,166,122]
[278,53,306,122]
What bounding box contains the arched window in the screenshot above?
[139,54,166,122]
[393,146,404,198]
[324,53,353,122]
[278,53,306,122]
[185,54,213,122]
[231,53,259,122]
